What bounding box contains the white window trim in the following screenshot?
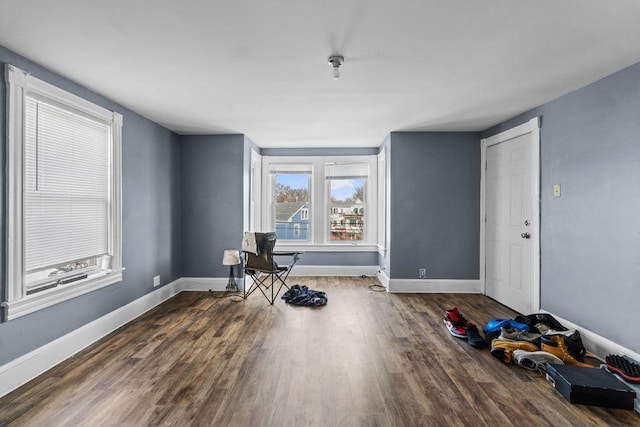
[249,149,262,231]
[2,64,124,321]
[262,155,377,249]
[377,149,386,256]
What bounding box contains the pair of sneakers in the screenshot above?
[443,307,485,348]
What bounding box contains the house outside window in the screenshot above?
[272,166,311,241]
[326,161,369,241]
[2,64,123,320]
[263,155,377,248]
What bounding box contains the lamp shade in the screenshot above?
[222,249,240,265]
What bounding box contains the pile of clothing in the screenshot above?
[281,284,327,307]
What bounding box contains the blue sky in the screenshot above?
[277,174,308,189]
[330,178,364,201]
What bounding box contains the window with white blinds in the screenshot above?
[3,64,123,320]
[24,97,111,273]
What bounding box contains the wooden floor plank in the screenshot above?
[1,277,638,426]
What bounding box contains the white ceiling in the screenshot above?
[1,1,640,148]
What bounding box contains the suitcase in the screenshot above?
[545,363,636,409]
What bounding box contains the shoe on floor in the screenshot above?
[499,327,542,345]
[466,324,485,348]
[540,335,593,368]
[513,350,563,373]
[443,307,468,338]
[542,330,588,363]
[606,355,640,383]
[490,339,539,364]
[483,318,530,336]
[483,319,531,346]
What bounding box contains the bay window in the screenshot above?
[262,155,377,248]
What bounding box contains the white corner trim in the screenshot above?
[483,117,540,147]
[6,64,114,121]
[0,278,184,399]
[376,270,390,290]
[540,310,640,362]
[289,265,379,277]
[388,279,482,293]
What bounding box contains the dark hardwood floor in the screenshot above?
[1,277,638,426]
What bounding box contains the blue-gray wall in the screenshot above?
[483,62,640,353]
[0,45,182,366]
[180,135,245,277]
[388,132,481,280]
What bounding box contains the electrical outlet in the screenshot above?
[419,268,426,279]
[153,275,160,287]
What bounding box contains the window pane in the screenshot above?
[274,173,310,241]
[329,178,365,241]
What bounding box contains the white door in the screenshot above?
[485,133,535,314]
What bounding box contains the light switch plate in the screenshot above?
[553,184,561,197]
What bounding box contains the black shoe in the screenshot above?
[606,355,640,383]
[466,324,485,348]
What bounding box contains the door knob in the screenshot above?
[521,232,531,239]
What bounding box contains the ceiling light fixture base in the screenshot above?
[328,55,344,80]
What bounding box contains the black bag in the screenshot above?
[514,313,568,334]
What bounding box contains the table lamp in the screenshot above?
[222,249,241,293]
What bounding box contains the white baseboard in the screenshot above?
[0,278,184,399]
[289,265,379,277]
[540,310,640,362]
[388,279,482,293]
[180,277,245,292]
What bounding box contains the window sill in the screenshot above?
[1,269,124,321]
[274,243,381,253]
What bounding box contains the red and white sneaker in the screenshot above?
[444,307,468,338]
